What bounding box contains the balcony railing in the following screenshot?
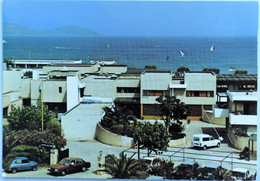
[229,113,257,126]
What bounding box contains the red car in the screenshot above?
[48,157,91,176]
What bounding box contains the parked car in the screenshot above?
[5,157,38,174]
[173,160,200,179]
[48,157,91,176]
[231,168,251,180]
[191,134,221,150]
[197,164,227,180]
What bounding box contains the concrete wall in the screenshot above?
[21,78,31,98]
[42,64,98,74]
[229,127,257,152]
[169,137,187,147]
[31,80,41,106]
[66,76,79,111]
[202,110,226,126]
[84,76,116,99]
[100,66,127,74]
[61,103,111,140]
[179,73,216,105]
[42,80,66,103]
[141,72,171,104]
[3,70,23,93]
[94,122,133,147]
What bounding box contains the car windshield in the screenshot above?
[58,159,71,166]
[232,171,245,177]
[194,137,199,141]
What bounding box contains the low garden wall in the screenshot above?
[169,136,187,147]
[94,122,133,147]
[229,128,257,152]
[202,110,226,126]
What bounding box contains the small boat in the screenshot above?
[210,44,215,52]
[180,50,185,57]
[228,67,236,71]
[3,40,7,44]
[107,43,110,48]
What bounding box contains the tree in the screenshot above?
[101,105,137,131]
[235,69,248,74]
[177,66,190,72]
[202,68,220,74]
[145,65,157,70]
[156,95,189,130]
[133,121,170,156]
[8,105,53,132]
[103,153,143,179]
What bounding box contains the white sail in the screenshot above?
[210,44,215,52]
[107,43,110,48]
[3,40,7,44]
[180,50,185,57]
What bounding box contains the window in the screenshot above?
[186,91,214,97]
[143,90,169,97]
[59,87,62,93]
[203,137,210,141]
[117,87,140,93]
[22,159,29,163]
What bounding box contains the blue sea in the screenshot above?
[3,36,257,74]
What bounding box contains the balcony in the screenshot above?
[169,82,187,89]
[213,105,229,118]
[229,113,257,126]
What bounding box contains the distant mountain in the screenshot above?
[3,23,100,36]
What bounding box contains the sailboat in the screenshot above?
[166,55,169,62]
[180,50,185,57]
[210,44,215,52]
[107,43,110,48]
[3,40,7,44]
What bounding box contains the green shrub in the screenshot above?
[235,69,248,74]
[202,68,220,74]
[46,118,62,136]
[148,159,174,179]
[177,66,190,72]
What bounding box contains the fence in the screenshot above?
[122,147,257,171]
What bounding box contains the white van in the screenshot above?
[191,134,221,150]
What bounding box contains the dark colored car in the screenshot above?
[5,157,38,174]
[48,157,91,176]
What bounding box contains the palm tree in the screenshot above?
[103,153,141,179]
[101,105,137,131]
[2,131,18,169]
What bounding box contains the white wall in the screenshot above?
[67,76,80,111]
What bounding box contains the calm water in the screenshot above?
[3,36,257,74]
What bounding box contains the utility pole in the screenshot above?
[41,80,44,131]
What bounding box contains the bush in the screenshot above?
[148,159,174,179]
[11,129,67,149]
[177,66,190,72]
[235,69,248,74]
[202,68,220,74]
[145,65,157,69]
[169,122,186,140]
[46,118,62,136]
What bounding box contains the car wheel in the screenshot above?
[82,167,87,172]
[217,143,220,147]
[32,166,37,171]
[203,145,207,150]
[61,170,66,176]
[11,168,17,174]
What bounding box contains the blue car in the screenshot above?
[5,157,38,174]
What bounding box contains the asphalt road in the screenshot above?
[2,120,257,179]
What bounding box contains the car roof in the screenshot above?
[64,157,82,161]
[205,164,220,169]
[193,134,211,137]
[233,168,249,172]
[15,157,29,160]
[181,161,194,165]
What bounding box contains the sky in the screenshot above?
[2,0,259,36]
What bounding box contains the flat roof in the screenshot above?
[11,59,82,64]
[217,74,257,83]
